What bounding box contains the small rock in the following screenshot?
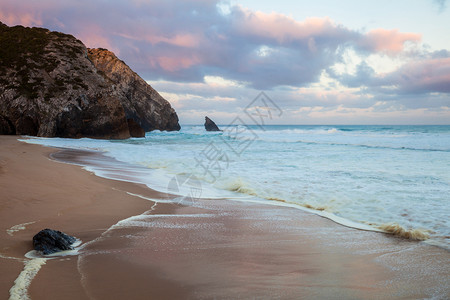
[32,229,77,255]
[204,116,221,131]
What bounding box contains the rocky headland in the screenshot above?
[0,22,180,139]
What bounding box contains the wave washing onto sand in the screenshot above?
[9,258,47,300]
[209,177,437,241]
[378,223,432,241]
[4,222,82,299]
[7,240,83,300]
[6,221,36,236]
[211,177,443,243]
[22,125,450,249]
[211,180,431,238]
[215,177,258,196]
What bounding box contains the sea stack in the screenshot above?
[204,116,221,131]
[0,22,180,139]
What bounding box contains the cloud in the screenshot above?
[230,9,356,45]
[330,50,450,96]
[385,56,450,93]
[358,29,421,54]
[0,0,424,89]
[1,0,449,124]
[329,61,377,88]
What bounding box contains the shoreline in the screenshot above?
[41,142,445,250]
[1,136,449,299]
[0,136,171,299]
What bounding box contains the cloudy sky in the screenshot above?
[1,0,450,125]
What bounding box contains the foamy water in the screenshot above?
[23,125,450,248]
[9,258,47,300]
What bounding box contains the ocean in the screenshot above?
[24,125,450,249]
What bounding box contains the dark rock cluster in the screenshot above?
[32,229,77,255]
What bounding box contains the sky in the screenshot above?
[1,0,450,125]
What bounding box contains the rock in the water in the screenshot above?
[204,116,221,131]
[32,229,77,255]
[0,22,180,139]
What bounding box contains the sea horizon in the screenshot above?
[183,124,450,126]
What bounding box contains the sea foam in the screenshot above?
[378,223,431,240]
[6,221,36,236]
[22,125,450,249]
[9,258,47,300]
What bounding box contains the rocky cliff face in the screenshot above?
[88,48,180,132]
[0,22,180,139]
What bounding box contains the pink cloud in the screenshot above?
[154,55,201,72]
[392,57,450,93]
[74,24,120,55]
[361,28,421,54]
[114,30,201,48]
[0,0,445,97]
[147,33,201,48]
[0,10,42,27]
[233,7,345,44]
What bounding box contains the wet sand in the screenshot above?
[0,136,166,299]
[0,136,449,299]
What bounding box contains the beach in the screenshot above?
[0,136,163,298]
[0,135,449,299]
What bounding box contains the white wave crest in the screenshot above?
[378,223,431,240]
[215,177,257,196]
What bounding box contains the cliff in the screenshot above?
[0,22,180,139]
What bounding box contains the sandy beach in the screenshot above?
[0,136,449,299]
[0,136,165,299]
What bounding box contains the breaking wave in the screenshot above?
[378,223,432,240]
[215,177,257,196]
[22,125,450,249]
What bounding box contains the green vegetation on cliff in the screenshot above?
[0,22,180,138]
[0,22,85,99]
